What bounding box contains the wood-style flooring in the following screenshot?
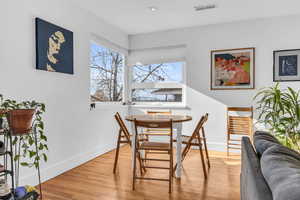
[42,145,241,200]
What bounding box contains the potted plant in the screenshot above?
[0,97,48,166]
[0,95,47,197]
[254,83,300,151]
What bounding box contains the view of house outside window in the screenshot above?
[132,62,184,103]
[90,42,124,102]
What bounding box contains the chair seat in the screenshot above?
[139,142,170,151]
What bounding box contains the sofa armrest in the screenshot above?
[241,137,273,200]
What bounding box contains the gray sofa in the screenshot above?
[241,131,300,200]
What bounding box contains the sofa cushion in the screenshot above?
[261,144,300,200]
[254,131,280,157]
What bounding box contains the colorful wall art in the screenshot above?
[211,48,255,90]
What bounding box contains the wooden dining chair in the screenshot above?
[142,111,172,158]
[227,107,253,156]
[144,110,172,136]
[113,112,145,174]
[174,113,209,179]
[133,119,174,193]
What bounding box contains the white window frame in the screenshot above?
[129,60,187,108]
[89,38,128,106]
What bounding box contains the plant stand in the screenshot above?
[13,127,42,200]
[33,126,42,200]
[1,129,15,198]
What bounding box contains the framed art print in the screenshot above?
[211,47,255,90]
[36,18,74,74]
[273,49,300,82]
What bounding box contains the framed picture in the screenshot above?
[273,49,300,82]
[35,18,74,74]
[211,47,255,90]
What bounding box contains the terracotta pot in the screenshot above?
[7,109,35,136]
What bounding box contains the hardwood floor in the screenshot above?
[42,145,241,200]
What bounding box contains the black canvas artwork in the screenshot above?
[274,49,300,82]
[279,55,297,76]
[35,18,73,74]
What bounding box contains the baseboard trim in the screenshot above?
[19,144,114,186]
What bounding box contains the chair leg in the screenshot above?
[169,149,173,193]
[137,151,145,175]
[144,150,148,164]
[197,133,207,179]
[203,139,210,168]
[132,148,137,191]
[113,130,122,174]
[201,128,210,168]
[227,135,230,157]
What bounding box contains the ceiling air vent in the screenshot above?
[194,4,216,11]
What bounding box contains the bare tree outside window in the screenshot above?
[90,43,124,102]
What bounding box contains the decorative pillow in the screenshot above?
[253,131,280,157]
[261,144,300,200]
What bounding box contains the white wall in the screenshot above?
[2,0,300,186]
[0,0,129,185]
[129,15,300,151]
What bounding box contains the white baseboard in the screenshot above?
[19,144,114,186]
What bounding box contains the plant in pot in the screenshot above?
[254,83,300,151]
[0,95,47,197]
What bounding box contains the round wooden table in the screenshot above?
[125,114,192,123]
[125,114,192,178]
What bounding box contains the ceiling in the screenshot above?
[72,0,300,35]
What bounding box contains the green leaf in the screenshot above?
[20,162,29,166]
[14,155,20,161]
[28,137,34,146]
[34,162,39,169]
[42,153,48,162]
[38,122,44,130]
[40,134,47,141]
[29,151,36,158]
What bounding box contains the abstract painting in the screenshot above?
[36,18,73,74]
[211,48,255,90]
[274,49,300,81]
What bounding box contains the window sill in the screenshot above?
[91,102,126,110]
[129,104,190,110]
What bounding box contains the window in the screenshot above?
[131,61,185,105]
[90,42,125,103]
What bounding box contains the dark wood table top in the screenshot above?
[125,114,192,123]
